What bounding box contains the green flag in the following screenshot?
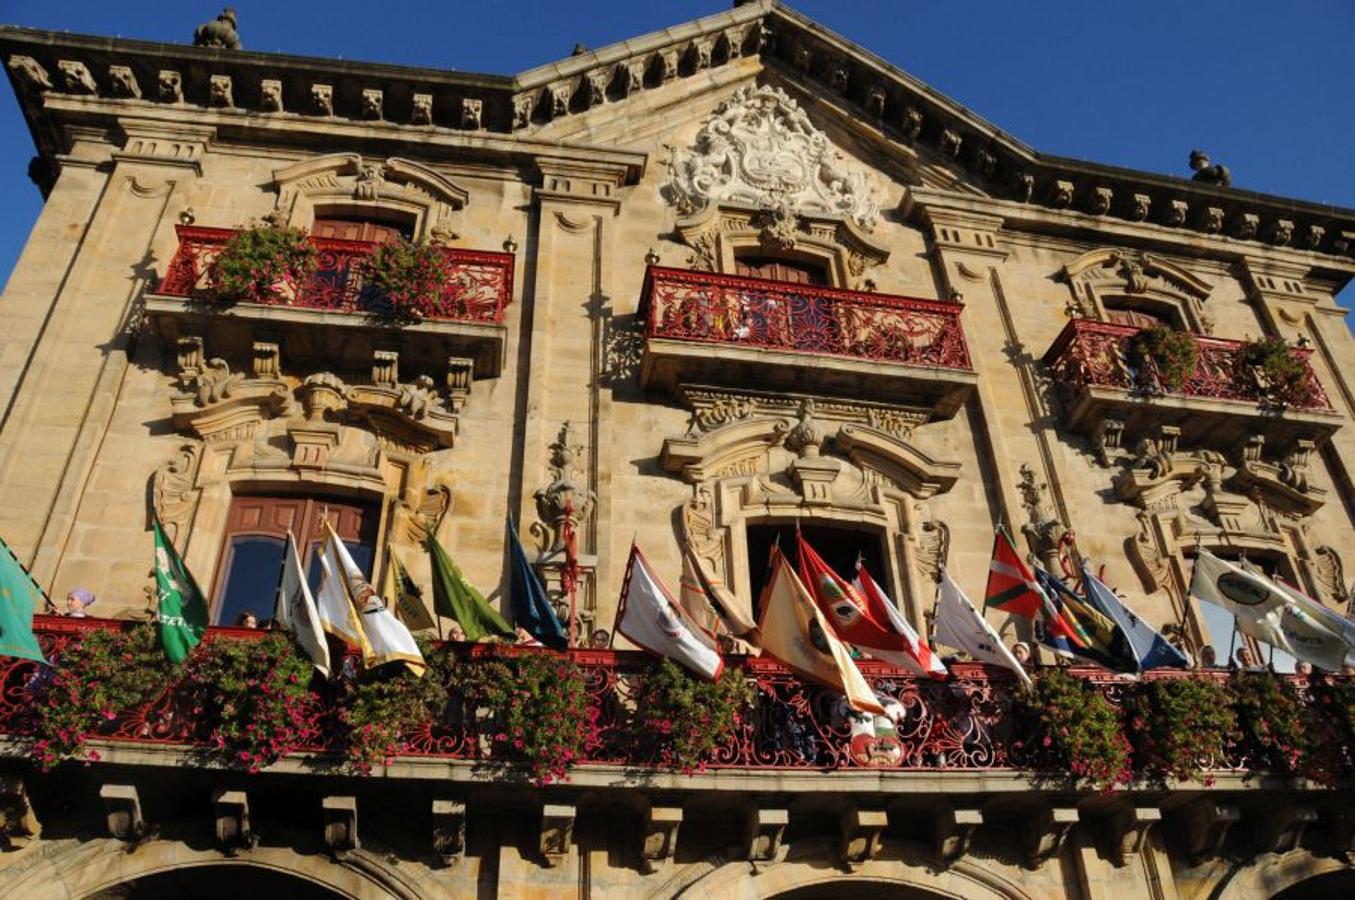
[0,538,47,664]
[152,518,208,663]
[427,533,514,641]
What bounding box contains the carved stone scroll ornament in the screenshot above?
[1018,463,1068,571]
[661,84,880,231]
[533,421,596,554]
[171,358,292,442]
[152,442,203,546]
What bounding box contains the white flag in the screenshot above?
[1191,551,1294,654]
[316,536,366,650]
[1241,561,1350,671]
[273,532,331,678]
[618,545,723,681]
[326,523,425,677]
[933,571,1031,686]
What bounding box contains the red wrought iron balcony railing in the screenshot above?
[1043,319,1333,412]
[638,266,976,416]
[2,617,1348,784]
[157,225,515,325]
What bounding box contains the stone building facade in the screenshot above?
[0,3,1354,898]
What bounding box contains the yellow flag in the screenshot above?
[757,547,884,715]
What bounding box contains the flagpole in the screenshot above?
[562,499,579,649]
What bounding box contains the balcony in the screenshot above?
[1042,319,1341,449]
[1,617,1346,788]
[145,225,515,378]
[638,267,977,419]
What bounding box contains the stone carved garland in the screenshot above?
[678,385,927,441]
[662,84,880,232]
[1061,247,1214,333]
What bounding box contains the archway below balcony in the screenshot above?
[85,864,346,900]
[654,837,1033,900]
[1214,847,1355,900]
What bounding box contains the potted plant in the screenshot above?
[1236,337,1312,406]
[363,238,453,319]
[211,223,317,304]
[1016,668,1131,790]
[1127,325,1199,393]
[631,658,752,773]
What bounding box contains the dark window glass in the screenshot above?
[744,523,888,620]
[215,535,286,627]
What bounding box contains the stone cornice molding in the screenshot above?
[5,6,1355,265]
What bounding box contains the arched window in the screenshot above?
[1103,298,1185,330]
[745,522,887,620]
[211,495,378,626]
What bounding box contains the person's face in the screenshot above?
[1012,644,1030,663]
[1238,649,1256,666]
[449,625,466,641]
[243,615,257,628]
[65,594,82,612]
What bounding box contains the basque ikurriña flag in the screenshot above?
[984,528,1083,648]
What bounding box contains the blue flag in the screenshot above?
[1082,564,1189,670]
[505,517,568,651]
[1033,566,1136,672]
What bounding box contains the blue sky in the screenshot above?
[1,1,1353,314]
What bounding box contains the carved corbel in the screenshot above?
[361,89,383,120]
[8,56,52,93]
[745,807,788,863]
[373,350,399,387]
[432,799,466,867]
[322,796,359,855]
[1169,800,1238,862]
[461,98,483,130]
[311,83,334,116]
[213,789,255,852]
[1164,199,1189,227]
[639,805,682,874]
[1091,417,1126,467]
[159,70,183,103]
[1254,803,1317,855]
[446,357,474,412]
[839,808,887,871]
[209,74,234,109]
[252,342,280,380]
[411,93,433,125]
[108,65,141,99]
[1094,805,1160,867]
[260,79,283,112]
[176,335,205,386]
[540,803,575,867]
[933,805,983,865]
[0,776,40,849]
[1022,807,1079,868]
[57,60,97,94]
[101,784,150,843]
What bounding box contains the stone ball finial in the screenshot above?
[1189,149,1231,187]
[1189,149,1209,170]
[193,8,242,50]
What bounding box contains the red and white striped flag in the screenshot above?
[853,560,947,679]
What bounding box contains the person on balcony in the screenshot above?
[447,622,467,642]
[589,628,611,649]
[63,589,95,617]
[1232,646,1264,672]
[234,610,258,629]
[1198,645,1218,668]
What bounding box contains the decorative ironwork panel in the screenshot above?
[157,226,514,325]
[642,266,972,371]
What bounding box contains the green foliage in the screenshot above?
[32,623,167,769]
[1127,325,1200,392]
[1230,671,1310,773]
[460,651,600,784]
[185,632,318,772]
[1018,668,1131,789]
[633,658,753,773]
[364,238,452,319]
[1124,677,1236,782]
[1237,337,1312,406]
[338,646,451,774]
[211,223,317,303]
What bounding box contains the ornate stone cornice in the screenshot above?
[5,5,1355,263]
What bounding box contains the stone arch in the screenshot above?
[270,152,470,243]
[0,835,439,900]
[654,837,1032,900]
[1062,247,1213,333]
[661,408,960,629]
[1214,847,1355,900]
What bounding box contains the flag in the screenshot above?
[681,544,759,637]
[1081,564,1188,670]
[1033,567,1137,673]
[984,528,1083,647]
[852,559,947,679]
[1190,551,1294,654]
[316,535,368,651]
[0,537,46,664]
[427,533,514,641]
[933,570,1031,686]
[151,516,208,664]
[327,523,424,677]
[1269,575,1355,668]
[616,544,723,680]
[794,532,927,672]
[273,532,330,677]
[1240,561,1349,671]
[757,546,884,714]
[506,517,568,650]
